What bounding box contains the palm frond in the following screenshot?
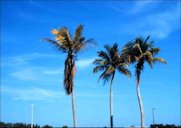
[42,38,67,53]
[147,40,154,48]
[150,48,160,55]
[144,51,153,68]
[98,70,112,85]
[58,27,72,48]
[117,66,131,78]
[104,44,111,54]
[73,24,83,44]
[144,35,150,43]
[105,66,115,74]
[74,38,95,53]
[97,51,110,62]
[52,29,59,34]
[93,65,107,73]
[133,43,143,54]
[153,57,167,64]
[93,59,105,65]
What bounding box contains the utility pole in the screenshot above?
[31,104,34,128]
[152,108,155,125]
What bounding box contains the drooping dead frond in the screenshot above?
[64,56,76,95]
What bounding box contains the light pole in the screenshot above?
[152,108,155,125]
[31,104,34,128]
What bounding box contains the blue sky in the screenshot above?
[0,0,180,127]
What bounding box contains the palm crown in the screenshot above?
[122,36,167,84]
[43,24,94,94]
[93,43,130,84]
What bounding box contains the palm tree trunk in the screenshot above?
[71,88,77,128]
[136,82,145,128]
[110,72,115,128]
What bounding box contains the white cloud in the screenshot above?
[1,52,60,67]
[123,2,180,39]
[3,53,95,82]
[10,67,63,81]
[130,0,158,14]
[43,68,63,75]
[1,86,63,101]
[111,1,180,39]
[11,68,38,81]
[76,58,95,68]
[111,0,159,15]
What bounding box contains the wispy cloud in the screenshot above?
[2,86,63,101]
[130,0,159,14]
[3,53,95,81]
[126,4,180,39]
[111,0,159,15]
[10,67,63,81]
[76,58,95,68]
[112,1,180,39]
[1,52,60,67]
[43,68,63,75]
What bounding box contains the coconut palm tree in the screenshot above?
[93,43,131,128]
[122,36,166,128]
[43,24,94,128]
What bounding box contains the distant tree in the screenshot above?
[122,36,166,128]
[0,122,40,128]
[150,124,181,128]
[0,122,6,127]
[62,125,68,128]
[93,43,130,128]
[42,124,53,128]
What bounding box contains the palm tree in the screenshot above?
[122,36,166,128]
[93,43,131,128]
[43,24,94,128]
